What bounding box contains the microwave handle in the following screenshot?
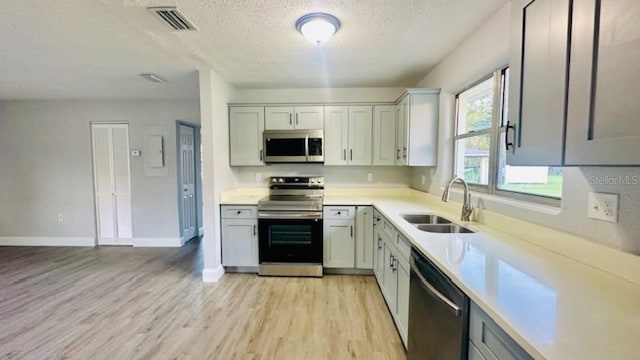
[305,135,309,162]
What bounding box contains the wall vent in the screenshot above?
[148,7,198,31]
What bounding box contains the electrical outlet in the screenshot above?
[421,175,426,185]
[587,192,618,223]
[255,172,261,182]
[367,172,373,182]
[57,213,64,222]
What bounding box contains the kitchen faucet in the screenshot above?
[442,176,473,221]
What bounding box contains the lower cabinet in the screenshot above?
[469,302,533,360]
[374,212,411,348]
[220,205,258,267]
[324,206,374,270]
[323,206,356,268]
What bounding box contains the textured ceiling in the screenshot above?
[0,0,507,99]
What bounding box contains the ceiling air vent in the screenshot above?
[148,7,198,31]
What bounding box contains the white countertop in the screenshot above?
[221,188,640,359]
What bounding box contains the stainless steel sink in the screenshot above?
[401,214,452,225]
[416,224,475,234]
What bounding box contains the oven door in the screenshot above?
[258,214,323,264]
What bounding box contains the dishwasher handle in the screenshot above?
[410,256,462,317]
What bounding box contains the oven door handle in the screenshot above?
[258,212,323,220]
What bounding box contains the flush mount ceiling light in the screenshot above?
[295,12,341,45]
[139,73,167,83]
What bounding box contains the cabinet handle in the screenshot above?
[393,258,398,272]
[390,254,394,268]
[403,147,407,159]
[253,224,256,236]
[259,149,263,161]
[289,113,292,125]
[343,149,346,161]
[337,211,341,215]
[377,235,382,249]
[237,210,241,215]
[350,225,353,238]
[505,120,515,151]
[397,148,400,160]
[296,113,299,125]
[350,149,353,161]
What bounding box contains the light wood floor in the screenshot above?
[0,240,406,359]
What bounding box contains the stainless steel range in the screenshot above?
[257,176,324,277]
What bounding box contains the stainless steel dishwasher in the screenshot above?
[408,248,469,360]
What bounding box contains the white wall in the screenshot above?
[199,69,237,282]
[409,3,640,254]
[233,165,410,188]
[0,99,200,245]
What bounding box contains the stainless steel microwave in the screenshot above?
[263,130,324,163]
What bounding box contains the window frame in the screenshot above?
[453,67,561,207]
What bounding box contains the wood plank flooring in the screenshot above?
[0,240,406,359]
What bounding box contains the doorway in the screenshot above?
[91,123,133,245]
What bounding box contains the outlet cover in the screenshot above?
[255,172,261,182]
[367,172,373,182]
[587,192,618,223]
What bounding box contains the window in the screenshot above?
[454,68,563,203]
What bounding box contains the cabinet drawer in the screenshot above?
[470,302,533,360]
[221,206,257,219]
[323,206,356,220]
[394,232,411,262]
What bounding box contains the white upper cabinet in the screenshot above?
[229,107,265,166]
[395,89,440,166]
[324,106,349,165]
[373,105,397,166]
[507,0,571,166]
[265,106,324,130]
[348,106,373,165]
[564,0,640,165]
[324,105,372,166]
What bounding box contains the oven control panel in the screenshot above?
[269,176,324,187]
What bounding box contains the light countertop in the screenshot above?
[220,188,640,359]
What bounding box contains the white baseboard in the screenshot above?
[202,265,225,282]
[133,237,182,247]
[0,237,95,247]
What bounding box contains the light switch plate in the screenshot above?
[587,192,618,223]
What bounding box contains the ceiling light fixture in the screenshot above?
[139,73,167,83]
[295,13,341,45]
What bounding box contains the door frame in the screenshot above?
[176,121,201,245]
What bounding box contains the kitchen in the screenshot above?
[1,0,640,359]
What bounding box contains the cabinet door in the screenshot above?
[565,0,640,165]
[373,105,397,165]
[221,219,258,267]
[324,106,349,165]
[375,232,385,285]
[355,206,373,269]
[295,106,324,129]
[348,106,373,165]
[507,0,571,166]
[470,302,533,360]
[265,106,294,130]
[383,242,398,310]
[406,91,439,166]
[323,219,355,268]
[229,107,265,166]
[396,257,410,345]
[395,98,408,166]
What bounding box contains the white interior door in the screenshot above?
[92,123,133,245]
[179,125,196,242]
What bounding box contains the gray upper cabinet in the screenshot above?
[395,89,440,167]
[564,0,640,165]
[265,106,324,130]
[507,0,571,166]
[229,106,265,166]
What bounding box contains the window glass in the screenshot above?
[454,134,491,185]
[456,78,494,135]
